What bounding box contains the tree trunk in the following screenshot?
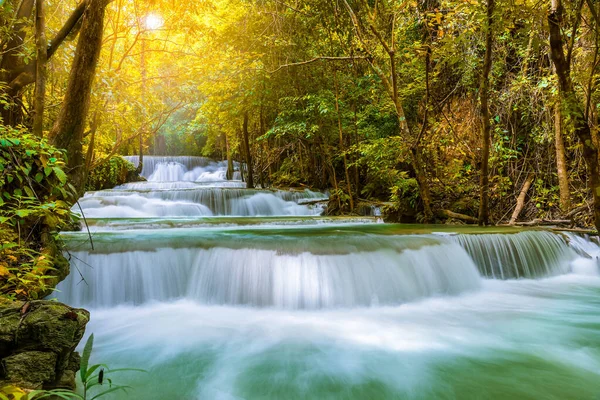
[242,112,254,188]
[225,135,234,180]
[85,112,99,170]
[0,0,35,126]
[341,0,433,221]
[549,0,600,231]
[411,147,433,223]
[478,0,494,226]
[1,0,88,126]
[333,70,354,210]
[49,0,107,195]
[32,0,47,137]
[509,173,534,224]
[136,131,144,175]
[554,101,571,212]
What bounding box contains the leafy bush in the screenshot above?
[85,156,138,191]
[0,126,77,300]
[349,137,413,199]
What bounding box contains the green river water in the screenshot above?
[55,157,600,399]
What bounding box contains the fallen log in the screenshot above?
[511,219,571,226]
[549,227,598,235]
[509,173,534,225]
[437,209,478,224]
[566,204,590,218]
[297,199,328,205]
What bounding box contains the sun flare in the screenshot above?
[145,14,163,30]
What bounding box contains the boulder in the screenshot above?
[0,300,89,390]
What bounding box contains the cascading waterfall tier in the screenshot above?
[124,156,212,178]
[76,188,326,217]
[451,231,575,278]
[76,156,327,217]
[57,237,482,309]
[58,225,593,309]
[124,156,243,182]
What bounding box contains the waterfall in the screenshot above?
[124,156,212,178]
[564,232,600,276]
[452,231,575,279]
[57,241,481,309]
[76,156,327,217]
[59,228,593,309]
[76,189,326,217]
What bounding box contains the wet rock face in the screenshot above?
[0,300,89,390]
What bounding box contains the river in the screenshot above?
[56,156,600,399]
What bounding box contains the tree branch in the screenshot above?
[269,56,365,73]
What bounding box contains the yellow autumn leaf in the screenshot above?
[0,385,28,400]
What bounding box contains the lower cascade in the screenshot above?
[57,242,482,308]
[55,156,600,399]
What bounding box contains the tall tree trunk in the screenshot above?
[554,101,571,212]
[225,135,234,180]
[49,0,106,195]
[137,32,146,175]
[341,0,433,221]
[549,0,600,231]
[333,70,354,210]
[0,0,35,126]
[478,0,494,226]
[136,131,144,175]
[85,111,99,170]
[242,112,254,188]
[389,41,433,223]
[32,0,47,137]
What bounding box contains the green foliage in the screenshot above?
[349,137,412,199]
[0,126,77,300]
[78,334,144,400]
[86,156,137,191]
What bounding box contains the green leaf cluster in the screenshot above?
[85,156,137,191]
[0,126,77,300]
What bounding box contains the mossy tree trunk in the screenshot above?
[478,0,494,226]
[50,0,107,195]
[549,0,600,231]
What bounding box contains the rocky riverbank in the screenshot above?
[0,300,89,390]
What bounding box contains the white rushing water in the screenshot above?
[75,156,327,218]
[81,274,600,400]
[57,156,600,399]
[58,242,482,308]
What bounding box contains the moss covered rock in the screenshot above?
[0,300,89,390]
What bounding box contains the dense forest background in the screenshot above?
[2,0,600,227]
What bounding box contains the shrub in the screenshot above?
[0,126,76,300]
[85,156,139,191]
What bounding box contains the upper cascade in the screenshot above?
[76,156,328,218]
[125,156,209,178]
[124,156,243,183]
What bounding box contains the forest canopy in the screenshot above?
[1,0,600,228]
